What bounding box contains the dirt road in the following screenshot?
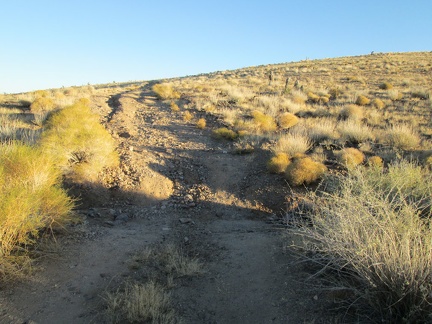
[0,84,333,323]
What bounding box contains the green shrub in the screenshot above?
[285,156,327,186]
[293,163,432,322]
[0,142,73,279]
[40,100,119,182]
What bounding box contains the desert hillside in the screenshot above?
[0,51,432,323]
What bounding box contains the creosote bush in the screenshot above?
[0,142,73,279]
[267,152,290,173]
[40,100,119,182]
[285,156,327,186]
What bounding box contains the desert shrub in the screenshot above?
[367,155,383,168]
[40,100,119,182]
[307,91,320,103]
[383,124,420,150]
[337,119,375,144]
[388,89,403,101]
[30,97,56,113]
[212,127,238,140]
[371,98,386,109]
[285,156,327,186]
[355,95,370,106]
[379,82,393,90]
[106,281,176,324]
[291,90,307,105]
[169,101,180,111]
[152,83,180,100]
[273,132,312,156]
[335,147,365,170]
[196,118,206,129]
[183,111,193,122]
[251,110,277,132]
[305,118,338,143]
[267,152,290,173]
[339,104,364,120]
[0,142,73,278]
[278,112,299,129]
[293,164,432,322]
[328,87,344,100]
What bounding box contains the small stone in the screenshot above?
[104,221,115,227]
[179,218,193,224]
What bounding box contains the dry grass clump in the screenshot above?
[40,100,119,182]
[212,127,238,140]
[355,95,370,106]
[30,97,56,113]
[339,104,364,120]
[273,132,312,156]
[371,98,386,109]
[388,89,403,101]
[291,90,308,105]
[106,281,176,324]
[267,152,290,173]
[411,88,430,100]
[251,110,277,132]
[335,147,365,170]
[0,142,73,279]
[367,155,383,167]
[305,118,338,143]
[337,120,375,144]
[183,111,193,122]
[292,163,432,322]
[196,118,206,129]
[383,124,421,150]
[170,101,180,111]
[379,82,393,90]
[285,156,327,186]
[278,112,299,129]
[152,83,180,100]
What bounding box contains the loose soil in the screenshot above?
[0,84,342,323]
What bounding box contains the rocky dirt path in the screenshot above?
[0,84,333,323]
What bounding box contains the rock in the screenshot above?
[179,218,193,224]
[104,221,115,227]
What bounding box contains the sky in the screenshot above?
[0,0,431,94]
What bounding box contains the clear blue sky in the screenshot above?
[1,0,431,93]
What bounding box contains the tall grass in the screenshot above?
[292,161,432,322]
[40,100,119,182]
[0,142,73,279]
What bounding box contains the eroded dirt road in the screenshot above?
[0,84,333,323]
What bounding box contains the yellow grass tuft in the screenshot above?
[30,97,56,113]
[251,110,277,132]
[267,152,290,173]
[183,111,193,122]
[368,155,383,168]
[212,127,238,140]
[40,100,119,183]
[379,82,393,90]
[170,101,180,111]
[285,156,327,186]
[371,98,386,109]
[196,118,206,129]
[152,83,180,100]
[355,95,370,106]
[383,124,421,150]
[278,112,299,129]
[339,104,364,120]
[335,147,365,170]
